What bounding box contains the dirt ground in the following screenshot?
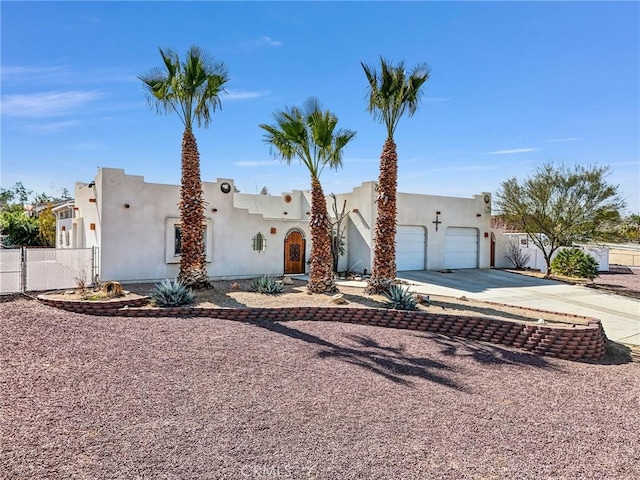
[2,297,638,480]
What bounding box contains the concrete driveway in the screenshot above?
[397,269,640,346]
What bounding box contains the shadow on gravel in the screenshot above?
[430,299,553,324]
[580,340,638,365]
[413,333,559,370]
[248,320,468,391]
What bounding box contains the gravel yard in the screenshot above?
[2,297,638,480]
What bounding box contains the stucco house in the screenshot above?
[56,167,498,282]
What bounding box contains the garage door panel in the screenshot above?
[397,226,426,271]
[444,227,478,269]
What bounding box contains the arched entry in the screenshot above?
[284,229,306,274]
[490,232,496,268]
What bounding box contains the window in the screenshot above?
[166,217,213,264]
[174,225,182,255]
[173,225,207,256]
[252,232,266,252]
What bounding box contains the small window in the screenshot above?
[174,225,182,255]
[174,225,207,256]
[253,232,266,252]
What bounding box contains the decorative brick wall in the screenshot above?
[37,296,606,361]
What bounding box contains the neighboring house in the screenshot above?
[52,201,75,248]
[58,167,496,282]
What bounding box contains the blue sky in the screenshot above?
[2,1,639,213]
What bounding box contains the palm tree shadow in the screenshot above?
[411,333,559,370]
[248,319,467,391]
[429,299,556,324]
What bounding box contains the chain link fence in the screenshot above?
[0,247,98,294]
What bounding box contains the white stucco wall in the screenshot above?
[69,168,496,282]
[331,182,493,273]
[72,168,311,282]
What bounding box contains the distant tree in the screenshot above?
[1,183,66,247]
[139,46,228,288]
[362,57,430,293]
[260,98,356,293]
[0,211,40,246]
[620,213,640,243]
[38,204,56,247]
[495,162,625,275]
[0,182,32,212]
[259,186,269,196]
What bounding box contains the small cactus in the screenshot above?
[151,278,196,307]
[383,284,418,311]
[250,275,285,294]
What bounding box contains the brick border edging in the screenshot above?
[37,296,606,361]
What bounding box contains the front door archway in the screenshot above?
[284,230,306,274]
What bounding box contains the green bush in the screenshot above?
[383,284,418,311]
[551,248,599,280]
[250,275,284,294]
[151,278,196,307]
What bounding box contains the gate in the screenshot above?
[0,247,98,294]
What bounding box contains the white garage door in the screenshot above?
[444,227,478,269]
[396,226,426,271]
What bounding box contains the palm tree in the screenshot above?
[260,98,356,294]
[362,57,430,293]
[139,46,228,288]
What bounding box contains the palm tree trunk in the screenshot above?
[307,177,337,294]
[178,129,210,288]
[367,137,398,294]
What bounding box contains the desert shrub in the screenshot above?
[151,278,196,307]
[383,284,418,311]
[250,275,284,294]
[504,237,532,269]
[551,248,599,280]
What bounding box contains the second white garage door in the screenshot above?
[444,227,478,269]
[396,226,426,271]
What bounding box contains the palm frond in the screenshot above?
[361,56,430,138]
[139,45,228,130]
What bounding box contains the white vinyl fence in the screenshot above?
[502,234,609,273]
[0,247,98,294]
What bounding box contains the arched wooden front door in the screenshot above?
[284,230,305,274]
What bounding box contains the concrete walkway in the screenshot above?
[395,269,640,347]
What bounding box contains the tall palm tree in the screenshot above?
[139,46,228,288]
[362,57,430,294]
[260,98,356,294]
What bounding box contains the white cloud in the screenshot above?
[225,89,270,101]
[1,90,102,117]
[22,120,82,134]
[487,148,539,155]
[1,65,69,84]
[261,36,283,47]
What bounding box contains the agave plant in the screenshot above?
[383,284,418,311]
[250,275,285,294]
[151,278,196,307]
